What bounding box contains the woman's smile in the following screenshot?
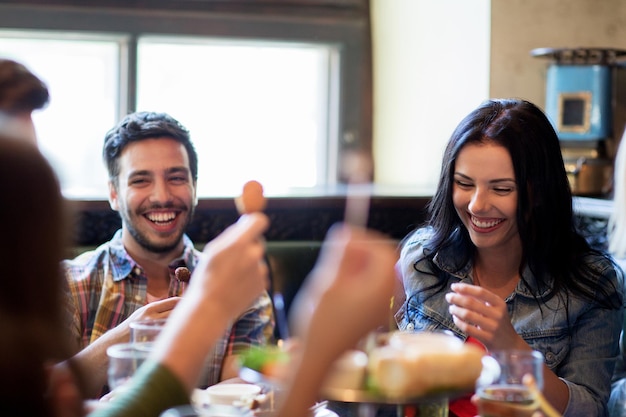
[452,141,520,253]
[468,214,505,232]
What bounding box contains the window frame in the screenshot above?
[0,0,372,188]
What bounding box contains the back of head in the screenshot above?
[0,58,50,114]
[102,111,198,185]
[0,137,70,416]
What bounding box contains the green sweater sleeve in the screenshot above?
[89,360,190,417]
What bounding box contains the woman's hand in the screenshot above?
[445,282,526,350]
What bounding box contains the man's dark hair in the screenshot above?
[103,111,198,185]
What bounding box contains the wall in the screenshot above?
[490,0,626,156]
[370,0,491,195]
[372,0,626,194]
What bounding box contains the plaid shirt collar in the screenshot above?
[107,229,199,283]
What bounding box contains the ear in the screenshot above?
[192,180,198,207]
[108,180,119,211]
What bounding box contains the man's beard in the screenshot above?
[120,205,195,254]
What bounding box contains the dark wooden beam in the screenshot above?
[67,195,431,246]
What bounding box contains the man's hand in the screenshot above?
[69,297,181,398]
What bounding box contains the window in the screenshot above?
[136,36,336,196]
[0,1,491,199]
[1,32,122,197]
[0,1,370,198]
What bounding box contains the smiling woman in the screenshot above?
[394,98,624,417]
[452,141,520,270]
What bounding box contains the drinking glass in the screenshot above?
[412,398,449,417]
[107,341,153,391]
[129,318,167,343]
[476,350,544,417]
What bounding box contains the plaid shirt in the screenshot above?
[63,229,275,387]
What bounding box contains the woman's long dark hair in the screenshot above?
[0,137,76,416]
[421,98,621,308]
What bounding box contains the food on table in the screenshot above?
[367,331,484,398]
[235,180,267,214]
[322,350,368,390]
[241,331,486,402]
[175,266,191,283]
[239,345,290,381]
[174,266,191,295]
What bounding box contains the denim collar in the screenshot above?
[431,243,554,299]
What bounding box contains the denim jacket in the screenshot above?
[395,227,624,417]
[608,257,626,417]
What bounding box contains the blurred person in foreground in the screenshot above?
[0,135,81,416]
[0,57,49,143]
[394,98,624,417]
[607,130,626,271]
[0,129,398,417]
[90,222,397,417]
[607,131,626,417]
[61,111,274,398]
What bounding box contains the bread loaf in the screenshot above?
[322,350,368,390]
[368,332,484,399]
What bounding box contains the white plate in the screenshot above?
[192,389,210,408]
[315,409,339,417]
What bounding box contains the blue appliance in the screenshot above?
[532,48,626,195]
[545,64,611,141]
[532,47,626,142]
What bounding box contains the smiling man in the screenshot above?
[62,112,274,398]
